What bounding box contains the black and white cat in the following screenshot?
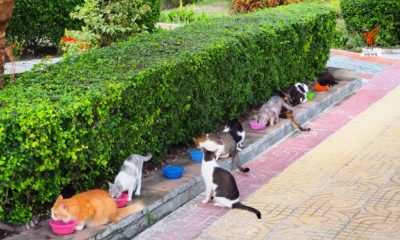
[289,82,309,106]
[223,119,245,151]
[201,149,261,219]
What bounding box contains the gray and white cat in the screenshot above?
[201,149,261,219]
[257,95,293,126]
[108,154,152,201]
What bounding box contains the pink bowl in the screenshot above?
[114,192,129,208]
[249,120,266,130]
[49,220,77,235]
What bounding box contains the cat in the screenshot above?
[108,154,152,201]
[201,149,261,219]
[289,82,309,106]
[317,70,337,87]
[259,93,310,132]
[222,119,245,151]
[193,133,249,173]
[51,189,140,231]
[257,95,293,127]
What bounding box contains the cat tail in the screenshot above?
[112,202,145,222]
[288,115,310,132]
[232,202,261,219]
[141,154,152,162]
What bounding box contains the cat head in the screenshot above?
[51,195,75,223]
[192,134,208,148]
[108,181,123,199]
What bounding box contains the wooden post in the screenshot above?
[0,0,15,89]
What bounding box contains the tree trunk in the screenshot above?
[0,0,15,89]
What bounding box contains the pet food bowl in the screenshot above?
[306,91,315,101]
[249,120,266,130]
[114,192,129,208]
[162,165,184,179]
[189,149,203,163]
[314,83,329,92]
[49,220,77,235]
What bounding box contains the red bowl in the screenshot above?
[49,220,77,235]
[249,120,266,130]
[314,83,329,92]
[114,192,129,208]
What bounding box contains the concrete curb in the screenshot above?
[91,68,364,240]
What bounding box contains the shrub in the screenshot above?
[232,0,300,13]
[70,0,161,46]
[159,5,210,23]
[6,0,84,48]
[0,3,335,224]
[340,0,400,47]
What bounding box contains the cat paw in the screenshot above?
[127,197,132,201]
[75,224,84,231]
[202,199,209,204]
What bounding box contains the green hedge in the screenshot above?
[0,3,335,224]
[340,0,400,46]
[7,0,84,48]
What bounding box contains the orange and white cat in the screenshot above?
[51,189,141,231]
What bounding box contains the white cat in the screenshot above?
[108,154,152,201]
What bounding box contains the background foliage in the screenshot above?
[6,0,84,48]
[0,3,335,224]
[340,0,400,47]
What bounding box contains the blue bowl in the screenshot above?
[189,149,203,163]
[161,165,184,179]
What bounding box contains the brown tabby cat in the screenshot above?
[51,189,142,231]
[193,133,249,173]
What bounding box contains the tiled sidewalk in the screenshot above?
[196,75,400,240]
[134,52,400,240]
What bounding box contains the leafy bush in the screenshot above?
[7,0,84,48]
[232,0,300,13]
[159,5,210,23]
[59,29,99,57]
[0,3,335,224]
[340,0,400,46]
[70,0,161,46]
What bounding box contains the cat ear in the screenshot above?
[55,195,63,203]
[108,181,113,189]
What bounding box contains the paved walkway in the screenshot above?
[134,51,400,239]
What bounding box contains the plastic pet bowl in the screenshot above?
[114,192,129,208]
[249,120,267,130]
[189,149,203,163]
[314,83,329,92]
[49,220,77,235]
[162,165,184,179]
[306,91,315,101]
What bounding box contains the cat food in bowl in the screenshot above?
[314,83,329,92]
[306,91,315,101]
[162,165,184,179]
[249,120,266,130]
[114,192,129,208]
[49,220,77,235]
[189,149,202,163]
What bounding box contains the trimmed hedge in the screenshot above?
[0,3,336,224]
[340,0,400,46]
